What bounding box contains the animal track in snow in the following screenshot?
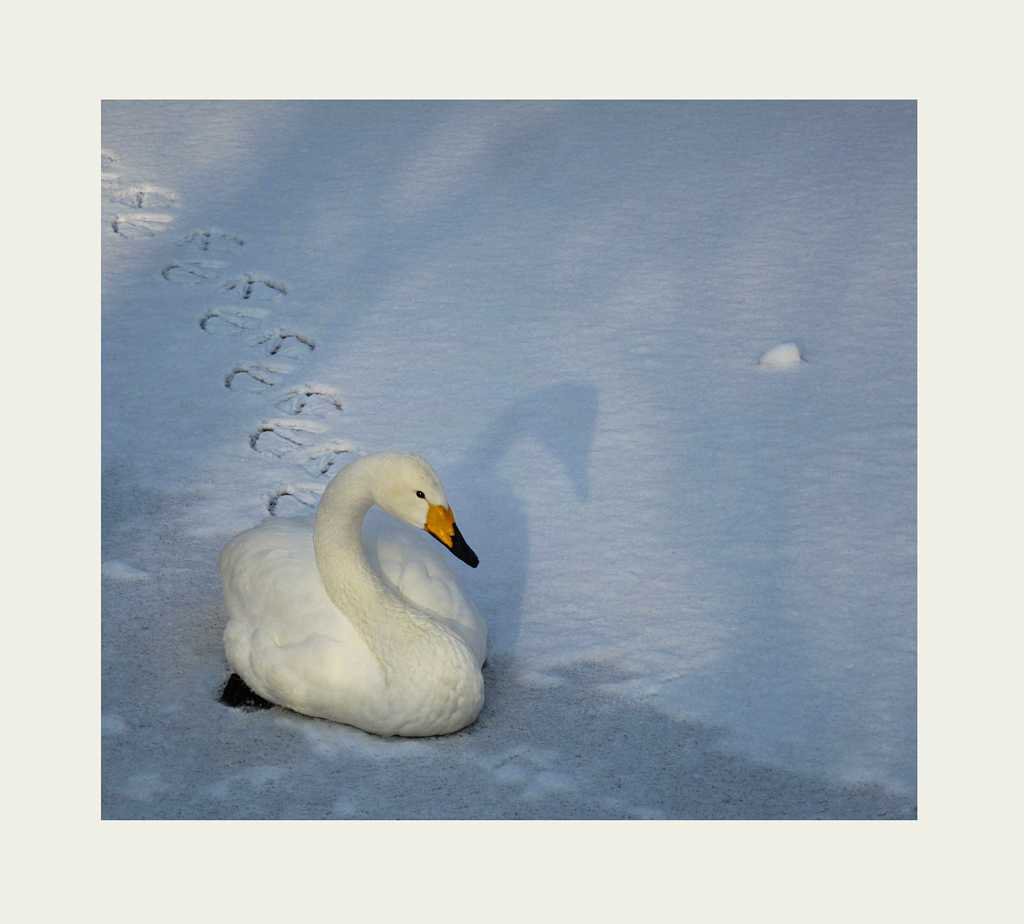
[275,384,342,415]
[181,228,245,252]
[248,418,326,456]
[253,328,316,356]
[112,183,178,209]
[111,212,174,239]
[223,273,288,301]
[301,441,353,478]
[224,363,289,390]
[267,483,324,516]
[198,305,270,334]
[100,151,121,189]
[162,259,226,285]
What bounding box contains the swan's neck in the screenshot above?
[310,456,483,735]
[312,460,437,671]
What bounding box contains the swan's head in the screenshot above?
[371,454,479,568]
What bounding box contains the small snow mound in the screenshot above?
[758,342,803,369]
[102,560,150,581]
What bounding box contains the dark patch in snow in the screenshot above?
[106,658,918,819]
[219,673,273,710]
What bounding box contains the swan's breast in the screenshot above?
[364,510,487,666]
[386,624,485,736]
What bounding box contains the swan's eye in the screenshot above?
[416,490,426,499]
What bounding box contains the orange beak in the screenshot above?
[425,504,479,568]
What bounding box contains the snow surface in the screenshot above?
[102,101,916,819]
[102,560,150,582]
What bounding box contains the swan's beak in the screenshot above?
[425,504,479,568]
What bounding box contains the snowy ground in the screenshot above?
[101,101,916,819]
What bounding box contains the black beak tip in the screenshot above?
[449,521,479,568]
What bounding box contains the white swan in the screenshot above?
[220,453,486,736]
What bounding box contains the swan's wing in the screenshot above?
[220,516,385,719]
[363,509,488,666]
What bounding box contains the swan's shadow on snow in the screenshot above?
[333,657,912,819]
[462,658,915,819]
[449,382,597,654]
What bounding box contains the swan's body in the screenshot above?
[221,454,486,736]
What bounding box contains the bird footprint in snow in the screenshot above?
[181,228,245,253]
[225,363,290,391]
[267,483,324,516]
[275,384,342,414]
[301,441,353,478]
[112,183,178,210]
[249,418,326,456]
[101,150,120,187]
[163,260,227,285]
[198,306,270,334]
[223,273,288,300]
[253,328,316,356]
[111,212,174,239]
